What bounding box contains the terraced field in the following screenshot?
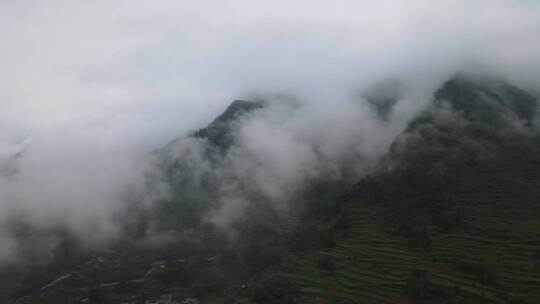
[278,198,540,304]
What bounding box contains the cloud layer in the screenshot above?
[1,0,540,264]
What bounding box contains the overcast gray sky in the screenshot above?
[1,0,540,148]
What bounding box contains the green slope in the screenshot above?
[279,193,540,303]
[274,76,540,304]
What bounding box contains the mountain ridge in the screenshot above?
[4,75,540,304]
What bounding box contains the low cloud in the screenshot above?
[1,0,540,263]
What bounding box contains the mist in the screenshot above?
[1,0,540,264]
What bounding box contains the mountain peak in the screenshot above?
[434,75,538,126]
[191,99,263,150]
[214,99,263,123]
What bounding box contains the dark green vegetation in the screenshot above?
[3,75,540,303]
[276,76,540,303]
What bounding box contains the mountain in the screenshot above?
[5,75,540,304]
[150,99,264,230]
[272,76,540,304]
[192,99,264,149]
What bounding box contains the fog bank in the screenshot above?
[1,0,540,264]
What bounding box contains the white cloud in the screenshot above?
[1,0,540,263]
